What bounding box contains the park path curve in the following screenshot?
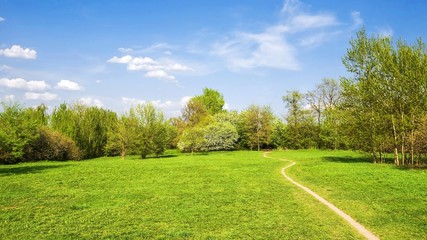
[263,152,379,240]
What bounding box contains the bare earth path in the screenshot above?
[264,152,379,240]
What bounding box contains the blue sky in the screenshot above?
[1,0,427,117]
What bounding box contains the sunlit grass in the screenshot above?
[0,151,360,239]
[270,150,427,240]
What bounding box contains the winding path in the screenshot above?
[263,152,379,240]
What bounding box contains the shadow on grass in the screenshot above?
[322,156,372,163]
[0,164,72,176]
[145,154,179,159]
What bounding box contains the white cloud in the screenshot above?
[122,96,192,117]
[145,70,176,81]
[122,97,146,106]
[0,45,37,59]
[118,47,133,53]
[292,14,338,29]
[351,11,363,30]
[107,55,191,81]
[180,96,192,107]
[0,78,50,91]
[0,17,4,22]
[122,97,174,109]
[78,97,103,108]
[377,26,394,38]
[25,92,58,101]
[212,28,300,70]
[211,0,356,71]
[107,55,134,64]
[2,95,15,102]
[141,43,173,53]
[166,63,192,71]
[0,65,13,71]
[224,102,229,110]
[56,79,83,91]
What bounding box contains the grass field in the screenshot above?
[269,150,427,240]
[0,150,425,239]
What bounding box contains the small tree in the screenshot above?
[105,112,139,159]
[204,121,238,151]
[134,103,171,159]
[0,103,40,164]
[240,105,274,151]
[177,126,206,154]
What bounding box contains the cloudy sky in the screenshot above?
[1,0,427,117]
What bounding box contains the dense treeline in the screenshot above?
[1,30,427,166]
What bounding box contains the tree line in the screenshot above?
[1,29,427,166]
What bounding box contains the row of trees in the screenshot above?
[0,91,276,164]
[341,29,427,165]
[1,30,427,165]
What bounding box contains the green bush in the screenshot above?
[24,127,80,161]
[0,103,39,164]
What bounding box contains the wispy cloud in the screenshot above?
[0,45,37,59]
[0,17,4,22]
[211,0,361,71]
[376,26,394,38]
[118,47,133,53]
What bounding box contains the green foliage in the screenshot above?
[104,112,139,158]
[282,91,317,149]
[192,88,225,115]
[341,29,427,164]
[182,88,225,127]
[204,121,239,151]
[240,105,274,150]
[177,126,206,153]
[25,127,80,161]
[133,103,172,158]
[0,103,40,164]
[51,103,117,159]
[271,118,287,149]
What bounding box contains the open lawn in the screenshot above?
[270,150,427,239]
[0,150,425,239]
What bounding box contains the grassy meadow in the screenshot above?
[0,150,426,239]
[269,150,427,239]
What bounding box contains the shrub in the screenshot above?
[25,127,80,161]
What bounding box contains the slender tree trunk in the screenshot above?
[401,140,406,166]
[411,129,415,166]
[392,115,399,165]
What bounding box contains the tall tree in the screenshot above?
[192,88,225,115]
[105,111,139,159]
[134,103,172,158]
[283,91,317,149]
[0,103,40,164]
[306,78,341,149]
[182,88,225,127]
[342,29,427,165]
[240,105,274,151]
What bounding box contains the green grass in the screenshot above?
[270,150,427,240]
[0,151,362,239]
